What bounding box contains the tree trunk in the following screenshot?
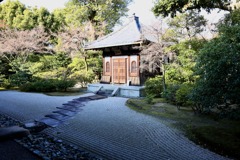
[84,56,88,71]
[162,63,166,92]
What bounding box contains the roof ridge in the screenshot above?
[84,16,158,50]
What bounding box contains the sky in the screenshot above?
[11,0,68,11]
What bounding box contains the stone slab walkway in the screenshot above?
[0,91,229,160]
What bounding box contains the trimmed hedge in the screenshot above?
[20,79,76,92]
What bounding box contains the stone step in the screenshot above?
[45,114,71,121]
[97,90,113,97]
[35,118,62,128]
[99,89,113,93]
[57,106,83,112]
[87,95,108,100]
[52,110,78,117]
[24,121,47,133]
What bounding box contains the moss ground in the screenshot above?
[126,98,240,159]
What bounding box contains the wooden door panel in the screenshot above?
[113,58,126,84]
[113,59,119,83]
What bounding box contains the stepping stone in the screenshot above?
[57,105,83,112]
[53,110,77,117]
[73,97,91,102]
[45,114,70,121]
[63,102,85,107]
[62,103,78,107]
[70,100,86,105]
[87,95,107,100]
[69,101,86,107]
[68,100,81,104]
[24,121,47,133]
[0,126,30,141]
[35,118,61,128]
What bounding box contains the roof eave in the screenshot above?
[84,41,143,50]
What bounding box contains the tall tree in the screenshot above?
[191,9,240,113]
[0,0,26,27]
[0,0,63,32]
[63,0,132,39]
[152,0,238,17]
[167,10,207,41]
[166,39,205,85]
[52,9,67,32]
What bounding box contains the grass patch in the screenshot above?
[126,98,240,159]
[126,98,193,121]
[189,126,240,158]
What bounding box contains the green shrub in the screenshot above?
[10,71,32,87]
[20,79,76,92]
[54,79,76,91]
[218,108,240,120]
[0,76,11,89]
[20,83,36,92]
[145,94,155,104]
[162,83,180,104]
[21,80,56,92]
[69,70,95,87]
[145,76,163,98]
[176,83,194,106]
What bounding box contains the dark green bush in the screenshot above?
[145,94,155,104]
[20,79,76,92]
[144,76,163,97]
[21,80,56,92]
[69,70,95,87]
[0,77,11,89]
[162,83,180,104]
[54,79,76,91]
[219,108,240,120]
[10,71,32,87]
[176,83,194,106]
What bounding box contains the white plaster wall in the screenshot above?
[105,57,110,62]
[130,55,138,73]
[104,57,111,73]
[130,55,138,63]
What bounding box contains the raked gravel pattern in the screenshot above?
[0,91,229,160]
[0,114,103,160]
[0,91,93,122]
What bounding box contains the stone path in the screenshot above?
[34,94,106,128]
[0,91,229,160]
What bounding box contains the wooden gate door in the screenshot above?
[113,58,127,84]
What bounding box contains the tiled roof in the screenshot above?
[85,16,157,50]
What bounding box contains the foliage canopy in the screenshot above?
[63,0,132,37]
[152,0,232,17]
[191,9,240,111]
